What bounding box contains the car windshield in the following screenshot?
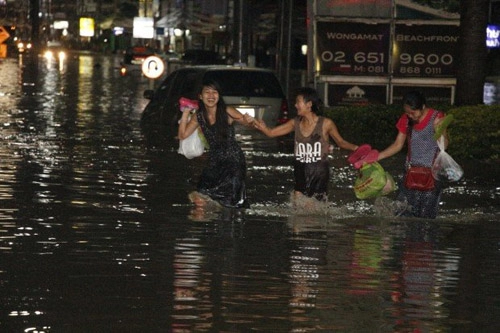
[204,70,284,98]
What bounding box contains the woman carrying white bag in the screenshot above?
[177,80,256,208]
[375,91,462,219]
[432,118,464,183]
[177,97,206,159]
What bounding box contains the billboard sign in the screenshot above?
[316,22,390,76]
[392,24,459,77]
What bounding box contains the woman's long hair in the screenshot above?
[198,79,230,141]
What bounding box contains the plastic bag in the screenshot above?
[354,162,396,199]
[178,129,205,159]
[381,172,397,195]
[432,136,463,182]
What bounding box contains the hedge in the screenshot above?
[323,104,499,161]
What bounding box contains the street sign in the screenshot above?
[142,56,165,79]
[0,26,10,44]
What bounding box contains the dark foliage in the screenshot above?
[324,104,498,161]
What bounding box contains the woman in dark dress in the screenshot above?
[177,79,254,208]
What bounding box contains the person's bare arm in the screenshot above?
[378,131,406,161]
[177,111,199,140]
[324,118,358,151]
[227,106,255,126]
[254,118,295,138]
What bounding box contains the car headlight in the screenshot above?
[17,42,32,52]
[43,50,65,60]
[44,50,54,59]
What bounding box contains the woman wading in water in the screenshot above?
[177,79,255,208]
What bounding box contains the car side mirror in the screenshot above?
[143,89,154,99]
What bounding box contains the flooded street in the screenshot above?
[0,53,499,332]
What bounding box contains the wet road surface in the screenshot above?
[0,53,499,332]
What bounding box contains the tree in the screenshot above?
[119,1,138,18]
[455,0,490,105]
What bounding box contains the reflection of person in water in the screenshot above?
[390,221,441,331]
[253,87,359,204]
[287,215,328,312]
[177,79,254,208]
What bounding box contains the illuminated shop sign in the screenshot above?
[133,17,154,39]
[486,25,500,49]
[79,17,94,37]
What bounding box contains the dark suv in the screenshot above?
[141,65,289,138]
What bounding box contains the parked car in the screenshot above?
[141,65,289,138]
[123,46,156,65]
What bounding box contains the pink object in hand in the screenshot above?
[353,149,379,169]
[348,144,372,165]
[179,97,199,111]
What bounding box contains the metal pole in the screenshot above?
[285,0,293,97]
[238,0,243,63]
[277,0,285,76]
[307,0,315,87]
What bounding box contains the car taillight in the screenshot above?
[277,98,289,124]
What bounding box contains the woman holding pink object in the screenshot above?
[177,79,255,208]
[376,90,449,219]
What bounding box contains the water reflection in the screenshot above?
[387,221,449,331]
[0,53,498,332]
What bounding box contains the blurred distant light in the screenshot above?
[487,24,500,48]
[114,27,124,36]
[301,44,307,55]
[174,28,183,37]
[54,20,69,29]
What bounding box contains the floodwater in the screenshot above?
[0,53,499,332]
